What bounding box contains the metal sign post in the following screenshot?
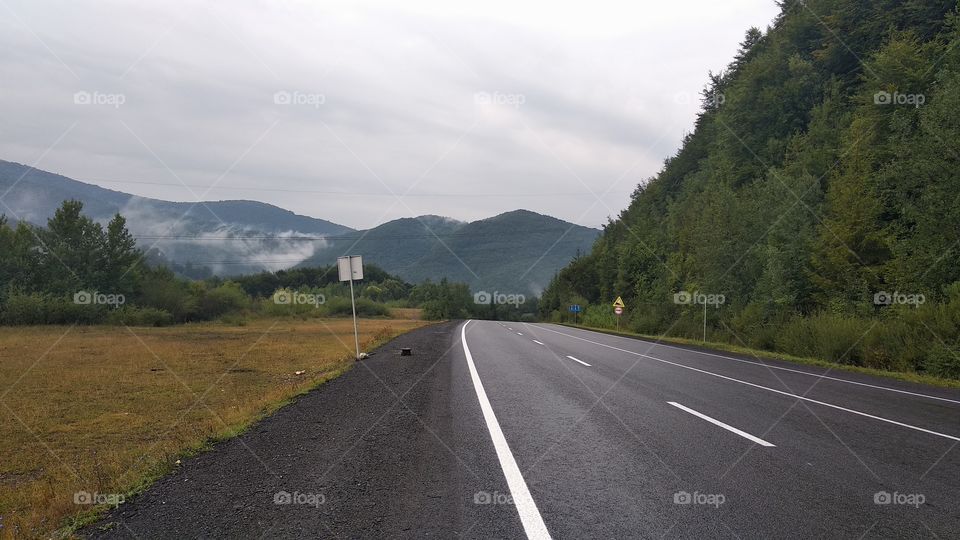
[612,297,625,332]
[338,255,364,360]
[703,301,707,343]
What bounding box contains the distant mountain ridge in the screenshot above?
[0,160,353,234]
[0,160,600,292]
[297,209,600,294]
[0,160,353,275]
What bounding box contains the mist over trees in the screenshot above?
[541,0,960,379]
[0,201,536,324]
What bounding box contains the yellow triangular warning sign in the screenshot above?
[612,296,626,308]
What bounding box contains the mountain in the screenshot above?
[0,160,353,276]
[0,160,599,292]
[541,1,960,377]
[298,210,600,294]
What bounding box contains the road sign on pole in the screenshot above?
[338,255,364,360]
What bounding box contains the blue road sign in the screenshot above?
[569,304,582,313]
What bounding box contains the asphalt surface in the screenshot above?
[84,320,960,539]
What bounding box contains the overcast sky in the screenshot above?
[0,0,781,230]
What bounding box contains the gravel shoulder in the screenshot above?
[81,321,520,539]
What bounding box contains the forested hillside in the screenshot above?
[298,210,599,294]
[541,0,960,378]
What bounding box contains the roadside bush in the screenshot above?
[0,293,105,325]
[326,296,390,317]
[139,271,199,321]
[1,293,51,325]
[106,306,174,327]
[860,318,923,372]
[582,304,616,328]
[198,281,250,319]
[924,345,960,379]
[420,299,469,320]
[775,313,871,365]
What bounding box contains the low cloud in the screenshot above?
[0,0,781,229]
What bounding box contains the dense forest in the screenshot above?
[0,201,537,325]
[541,0,960,379]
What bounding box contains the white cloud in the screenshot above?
[0,0,780,229]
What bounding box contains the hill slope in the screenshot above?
[299,210,599,294]
[541,0,960,377]
[0,160,353,275]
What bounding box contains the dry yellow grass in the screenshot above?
[388,307,424,320]
[0,317,428,539]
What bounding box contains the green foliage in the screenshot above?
[774,314,872,365]
[541,1,960,379]
[924,345,960,379]
[0,201,417,325]
[198,281,250,319]
[325,297,391,317]
[105,306,175,327]
[295,211,599,295]
[412,279,473,320]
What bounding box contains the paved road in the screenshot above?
[86,320,960,539]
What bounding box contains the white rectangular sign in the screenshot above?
[337,255,364,282]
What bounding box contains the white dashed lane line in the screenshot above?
[668,401,775,447]
[566,355,591,367]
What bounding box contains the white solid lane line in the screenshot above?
[669,402,775,447]
[537,326,960,442]
[533,340,545,345]
[558,326,960,405]
[566,355,592,367]
[461,321,552,540]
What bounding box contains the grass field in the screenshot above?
[0,316,428,539]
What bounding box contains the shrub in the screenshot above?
[198,281,250,319]
[775,313,872,365]
[106,306,174,327]
[139,272,199,321]
[325,296,390,317]
[0,293,106,325]
[924,345,960,379]
[582,304,616,329]
[861,318,924,372]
